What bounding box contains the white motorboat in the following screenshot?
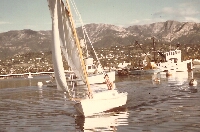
[156,49,193,72]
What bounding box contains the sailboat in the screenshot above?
[47,0,127,117]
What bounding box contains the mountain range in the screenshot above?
[0,20,200,60]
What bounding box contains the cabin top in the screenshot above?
[165,50,182,62]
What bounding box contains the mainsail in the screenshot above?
[47,0,91,95]
[48,0,68,92]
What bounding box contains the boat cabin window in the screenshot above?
[174,58,178,63]
[88,66,92,70]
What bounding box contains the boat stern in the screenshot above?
[74,90,127,117]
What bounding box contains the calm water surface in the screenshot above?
[0,72,200,132]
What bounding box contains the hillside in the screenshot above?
[0,20,200,60]
[0,29,51,59]
[77,20,200,47]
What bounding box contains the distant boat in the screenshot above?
[117,68,129,76]
[116,61,131,76]
[131,39,193,74]
[156,49,193,72]
[28,72,33,78]
[47,0,127,117]
[128,40,162,75]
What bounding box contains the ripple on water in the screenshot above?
[0,73,200,131]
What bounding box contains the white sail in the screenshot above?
[48,0,85,83]
[47,0,69,91]
[48,0,86,88]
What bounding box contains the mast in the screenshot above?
[65,0,92,98]
[152,37,156,62]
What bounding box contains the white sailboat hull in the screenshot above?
[74,90,127,117]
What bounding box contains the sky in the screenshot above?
[0,0,200,33]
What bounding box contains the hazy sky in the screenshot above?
[0,0,200,33]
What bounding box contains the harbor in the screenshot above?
[0,72,200,131]
[0,0,200,131]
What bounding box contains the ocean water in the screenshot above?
[0,72,200,132]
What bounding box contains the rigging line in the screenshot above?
[69,0,105,74]
[69,0,89,56]
[66,0,92,98]
[70,0,91,48]
[69,0,86,41]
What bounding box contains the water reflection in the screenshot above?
[75,110,129,131]
[29,78,32,86]
[38,85,43,99]
[167,72,189,86]
[152,73,161,85]
[151,71,197,86]
[165,71,198,94]
[1,73,200,131]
